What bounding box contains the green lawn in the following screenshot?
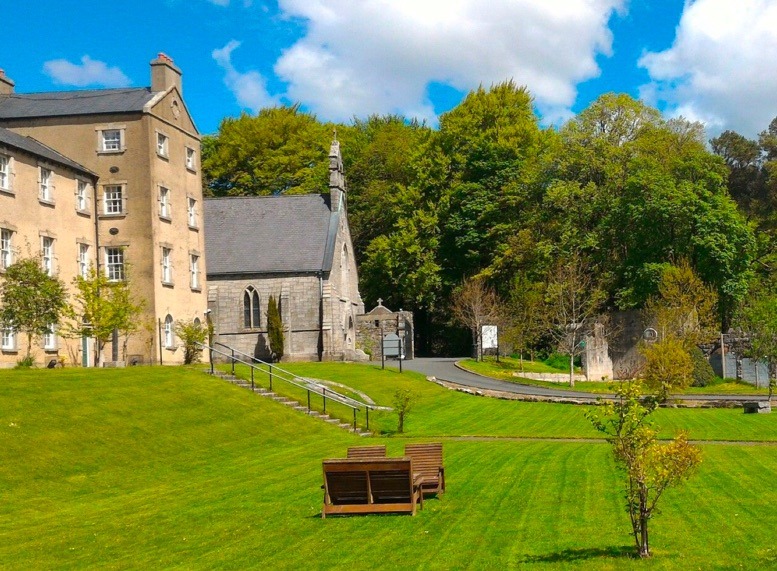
[459,356,769,396]
[2,365,777,569]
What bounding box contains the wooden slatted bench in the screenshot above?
[347,445,387,459]
[321,457,423,518]
[404,443,445,497]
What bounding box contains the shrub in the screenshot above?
[175,319,208,364]
[689,346,715,387]
[267,295,284,362]
[393,388,414,434]
[14,355,34,369]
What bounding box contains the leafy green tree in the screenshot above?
[736,285,777,400]
[175,319,208,365]
[0,257,68,361]
[640,338,694,400]
[267,295,284,362]
[202,106,331,197]
[503,275,545,368]
[63,268,144,366]
[587,382,702,558]
[392,388,414,434]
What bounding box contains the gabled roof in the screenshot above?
[0,88,158,119]
[204,195,340,276]
[0,127,95,176]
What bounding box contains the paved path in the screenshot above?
[402,357,764,404]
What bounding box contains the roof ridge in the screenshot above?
[2,86,152,98]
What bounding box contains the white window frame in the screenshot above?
[76,180,88,212]
[185,147,196,171]
[39,167,52,202]
[164,315,174,348]
[1,327,15,351]
[159,187,170,219]
[103,185,124,215]
[0,154,10,190]
[156,132,169,158]
[1,228,12,270]
[187,197,197,228]
[105,248,124,282]
[43,324,57,351]
[162,247,172,284]
[41,236,54,276]
[101,129,123,152]
[78,243,90,278]
[190,254,199,289]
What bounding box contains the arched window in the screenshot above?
[193,317,201,329]
[341,245,350,300]
[164,314,174,348]
[243,286,260,328]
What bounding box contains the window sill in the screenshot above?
[190,286,202,293]
[186,166,197,174]
[1,348,19,354]
[43,348,59,353]
[39,198,55,207]
[162,281,175,289]
[76,209,92,217]
[97,149,125,155]
[100,213,126,219]
[188,224,199,231]
[156,152,169,161]
[0,187,14,197]
[165,345,178,352]
[160,215,172,223]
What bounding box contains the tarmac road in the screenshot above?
[401,357,764,403]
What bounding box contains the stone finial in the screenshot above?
[0,68,15,95]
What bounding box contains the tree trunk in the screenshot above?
[569,353,575,387]
[639,489,651,558]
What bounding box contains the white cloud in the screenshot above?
[43,56,131,88]
[639,0,777,138]
[212,40,279,112]
[217,0,623,123]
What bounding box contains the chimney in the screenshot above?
[0,69,15,95]
[150,53,182,94]
[328,135,346,211]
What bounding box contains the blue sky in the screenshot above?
[3,1,777,138]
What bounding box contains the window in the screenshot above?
[162,247,172,284]
[41,237,54,276]
[190,254,199,289]
[76,180,88,211]
[186,147,196,171]
[105,248,124,281]
[43,324,56,350]
[39,167,52,201]
[1,327,15,350]
[78,243,89,278]
[157,132,169,157]
[187,197,197,227]
[159,187,170,218]
[0,154,9,190]
[101,129,122,152]
[104,185,123,215]
[243,286,260,328]
[164,314,174,348]
[1,229,12,270]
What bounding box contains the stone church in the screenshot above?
[203,139,366,361]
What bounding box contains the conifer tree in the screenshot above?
[267,295,284,362]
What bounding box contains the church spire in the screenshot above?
[328,133,346,211]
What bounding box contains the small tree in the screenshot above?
[736,287,777,400]
[0,257,68,361]
[640,337,694,401]
[504,276,545,370]
[392,388,414,434]
[545,253,606,386]
[451,276,501,360]
[586,382,702,558]
[62,268,144,366]
[267,295,284,362]
[175,319,208,364]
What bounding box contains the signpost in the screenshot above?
[482,325,498,362]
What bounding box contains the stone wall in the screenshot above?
[356,303,414,361]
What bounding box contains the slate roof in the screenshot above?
[0,88,158,119]
[204,195,340,276]
[0,127,95,176]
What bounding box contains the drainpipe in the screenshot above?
[318,272,324,361]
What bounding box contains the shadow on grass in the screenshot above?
[521,545,635,564]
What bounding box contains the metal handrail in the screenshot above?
[196,340,377,431]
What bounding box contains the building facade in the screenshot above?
[0,55,206,367]
[204,139,366,362]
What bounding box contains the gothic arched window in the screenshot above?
[243,287,261,328]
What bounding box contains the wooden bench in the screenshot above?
[404,443,445,497]
[321,458,423,518]
[347,445,387,459]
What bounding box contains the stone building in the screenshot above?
[204,139,365,362]
[355,301,414,362]
[0,54,206,366]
